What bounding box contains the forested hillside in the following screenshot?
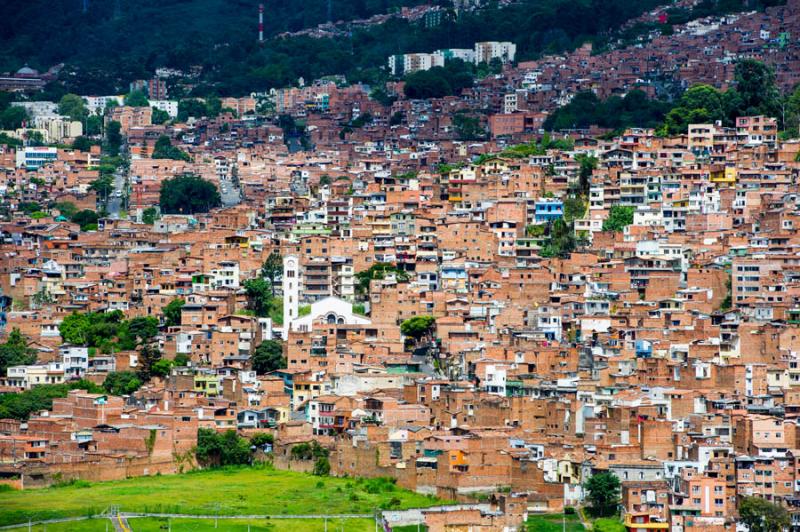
[0,0,785,96]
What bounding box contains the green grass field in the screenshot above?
[4,518,376,531]
[526,513,586,532]
[0,467,444,527]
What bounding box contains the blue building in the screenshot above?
[534,199,564,223]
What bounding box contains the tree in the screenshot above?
[313,456,331,476]
[355,263,409,297]
[150,358,174,378]
[603,205,635,232]
[260,251,283,296]
[127,316,159,344]
[163,298,185,327]
[0,380,103,420]
[151,107,170,125]
[53,201,78,218]
[563,196,587,223]
[251,340,285,374]
[243,278,273,317]
[104,120,122,156]
[734,59,779,118]
[124,91,149,107]
[400,315,436,341]
[0,329,37,376]
[102,371,142,396]
[142,206,158,225]
[584,472,620,518]
[71,136,95,152]
[453,113,486,140]
[58,93,87,121]
[196,429,252,467]
[159,173,221,214]
[738,496,790,532]
[576,154,597,195]
[404,69,453,99]
[137,344,163,381]
[71,209,99,231]
[59,312,93,345]
[152,135,190,161]
[0,105,28,130]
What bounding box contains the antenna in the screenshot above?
[259,4,264,44]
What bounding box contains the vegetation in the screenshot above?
[0,328,36,377]
[0,0,672,96]
[0,466,443,527]
[403,60,475,100]
[251,340,285,375]
[101,371,142,396]
[152,135,190,161]
[544,89,671,132]
[243,278,276,318]
[260,252,283,296]
[0,380,104,421]
[584,472,621,518]
[70,209,99,231]
[738,496,790,532]
[355,263,409,297]
[526,513,585,532]
[400,315,436,341]
[59,311,157,352]
[602,206,634,232]
[163,298,185,327]
[159,173,221,215]
[538,218,578,258]
[141,206,159,225]
[195,429,253,468]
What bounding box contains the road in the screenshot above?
[106,168,127,219]
[219,177,242,208]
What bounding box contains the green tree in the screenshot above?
[738,496,790,532]
[355,263,409,297]
[576,154,598,195]
[563,196,587,223]
[0,105,28,130]
[150,358,174,378]
[70,209,99,231]
[53,201,78,218]
[584,472,621,518]
[102,371,142,396]
[137,344,163,381]
[151,107,170,125]
[142,206,158,225]
[104,120,122,156]
[127,316,159,343]
[313,456,331,476]
[400,315,436,341]
[734,59,779,118]
[243,278,273,317]
[124,91,149,107]
[251,340,285,374]
[603,205,635,232]
[58,93,87,121]
[453,113,486,140]
[0,329,37,376]
[152,135,189,161]
[163,298,185,327]
[71,136,95,152]
[59,312,93,345]
[0,380,103,420]
[260,251,283,296]
[196,429,252,467]
[159,173,221,214]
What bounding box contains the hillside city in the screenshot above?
[3,0,800,530]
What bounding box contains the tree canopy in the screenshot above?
[585,472,620,517]
[738,496,790,532]
[251,340,286,375]
[159,174,221,215]
[603,205,635,232]
[0,328,37,377]
[400,315,436,341]
[152,135,190,161]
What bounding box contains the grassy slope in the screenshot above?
[0,467,443,527]
[526,513,586,532]
[5,518,375,532]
